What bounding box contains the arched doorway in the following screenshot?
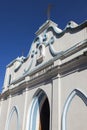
[40,96,50,130]
[27,89,50,130]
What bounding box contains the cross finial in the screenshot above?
[47,4,53,20]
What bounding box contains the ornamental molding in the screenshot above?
[1,51,87,100]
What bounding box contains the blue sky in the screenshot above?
[0,0,87,92]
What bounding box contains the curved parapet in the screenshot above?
[2,20,87,92]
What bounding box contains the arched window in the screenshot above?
[26,89,50,130]
[62,89,87,130]
[5,106,20,130]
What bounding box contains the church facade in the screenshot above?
[0,20,87,130]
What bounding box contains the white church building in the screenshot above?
[0,20,87,130]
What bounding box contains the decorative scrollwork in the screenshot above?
[23,50,35,74]
[48,36,63,57]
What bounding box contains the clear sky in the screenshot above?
[0,0,87,92]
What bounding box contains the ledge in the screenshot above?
[1,51,87,100]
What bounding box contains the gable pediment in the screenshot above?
[3,20,87,91]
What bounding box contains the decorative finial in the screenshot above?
[47,4,53,20]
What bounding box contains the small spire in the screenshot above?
[47,4,53,20]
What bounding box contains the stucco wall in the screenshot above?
[61,69,87,130]
[0,20,87,130]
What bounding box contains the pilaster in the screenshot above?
[52,74,61,130]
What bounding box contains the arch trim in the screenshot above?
[5,106,20,130]
[62,89,87,130]
[26,89,50,130]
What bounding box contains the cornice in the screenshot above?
[59,51,87,77]
[1,65,58,100]
[1,51,87,100]
[2,39,87,96]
